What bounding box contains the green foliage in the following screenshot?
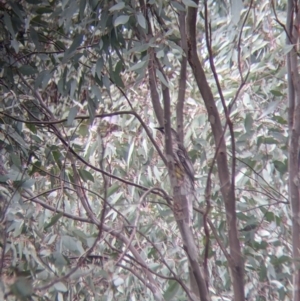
[0,0,291,300]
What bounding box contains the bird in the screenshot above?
[155,126,195,226]
[155,127,195,183]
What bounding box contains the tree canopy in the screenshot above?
[0,0,297,301]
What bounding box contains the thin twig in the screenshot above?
[115,187,156,266]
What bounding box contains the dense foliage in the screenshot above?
[0,0,294,300]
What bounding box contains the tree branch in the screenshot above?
[176,11,188,143]
[186,1,244,300]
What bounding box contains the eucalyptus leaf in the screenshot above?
[137,13,146,29]
[182,0,198,8]
[54,282,68,292]
[4,12,14,37]
[114,15,130,27]
[109,2,125,12]
[67,106,79,126]
[44,213,63,230]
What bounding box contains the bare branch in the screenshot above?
[186,1,244,300]
[148,49,164,126]
[176,11,188,143]
[115,187,155,266]
[286,1,300,298]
